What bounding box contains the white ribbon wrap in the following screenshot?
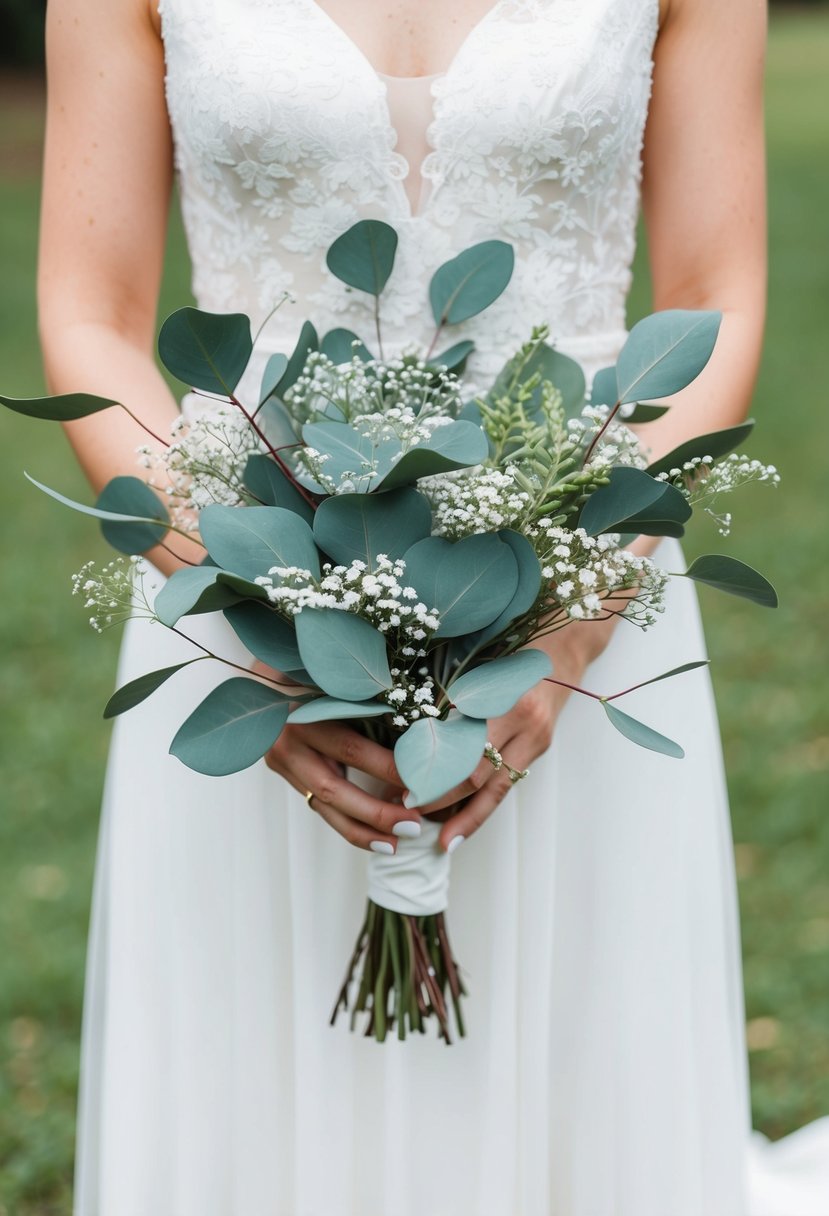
[348,768,452,917]
[367,818,451,916]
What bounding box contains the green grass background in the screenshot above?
[1,11,828,1211]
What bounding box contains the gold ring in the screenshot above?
[305,789,316,810]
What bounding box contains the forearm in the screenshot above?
[41,318,206,576]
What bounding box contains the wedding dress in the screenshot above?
[72,1,829,1213]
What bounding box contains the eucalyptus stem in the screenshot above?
[166,623,301,692]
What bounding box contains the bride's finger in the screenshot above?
[437,738,532,852]
[306,795,400,854]
[302,721,403,788]
[266,735,419,838]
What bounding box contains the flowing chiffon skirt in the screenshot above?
[73,539,829,1215]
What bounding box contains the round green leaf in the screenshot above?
[395,712,487,807]
[104,660,202,719]
[447,649,552,719]
[272,321,319,398]
[491,341,586,418]
[615,310,722,404]
[259,353,289,406]
[158,307,253,395]
[683,554,778,608]
[287,697,390,724]
[170,677,291,776]
[402,533,519,638]
[374,420,489,491]
[97,476,171,554]
[320,328,373,364]
[223,600,303,671]
[430,339,476,375]
[429,240,515,326]
[295,608,393,701]
[326,220,399,296]
[0,391,120,421]
[199,504,320,583]
[472,529,543,646]
[589,366,618,408]
[622,402,670,424]
[153,566,266,628]
[579,467,670,536]
[646,421,756,479]
[313,487,432,566]
[243,454,315,523]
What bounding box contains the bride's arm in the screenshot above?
[41,0,415,850]
[39,0,202,572]
[431,0,768,849]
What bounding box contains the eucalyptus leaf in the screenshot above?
[623,402,670,424]
[602,702,684,759]
[430,339,476,375]
[578,467,672,536]
[295,608,393,700]
[375,420,489,491]
[395,712,487,807]
[288,697,390,724]
[313,487,432,565]
[243,453,315,523]
[96,476,171,554]
[326,219,399,296]
[257,397,302,450]
[223,600,303,671]
[154,566,267,628]
[491,341,585,417]
[646,421,756,478]
[0,391,120,421]
[320,328,373,364]
[104,660,202,719]
[199,504,320,583]
[471,529,543,647]
[448,649,552,719]
[617,481,692,538]
[402,533,518,637]
[273,321,319,398]
[158,307,253,395]
[170,677,291,776]
[615,310,721,404]
[25,473,171,543]
[301,420,389,491]
[605,660,709,701]
[683,554,778,607]
[259,353,289,406]
[589,366,618,407]
[429,240,514,326]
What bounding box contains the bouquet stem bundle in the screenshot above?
[331,900,466,1043]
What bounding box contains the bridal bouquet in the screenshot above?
[3,221,779,1042]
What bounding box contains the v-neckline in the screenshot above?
[303,0,510,83]
[302,0,512,220]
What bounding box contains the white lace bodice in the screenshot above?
[158,0,659,392]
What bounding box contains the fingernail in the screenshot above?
[447,835,465,854]
[403,791,419,809]
[393,819,422,838]
[370,840,395,855]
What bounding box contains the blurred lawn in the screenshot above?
[1,11,829,1211]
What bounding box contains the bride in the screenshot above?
[39,0,828,1213]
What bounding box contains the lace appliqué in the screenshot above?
[158,0,659,390]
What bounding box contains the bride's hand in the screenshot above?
[252,662,419,853]
[416,622,618,853]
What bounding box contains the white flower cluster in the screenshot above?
[255,555,440,639]
[71,556,152,633]
[285,350,462,428]
[529,524,668,626]
[385,665,441,727]
[568,405,647,470]
[138,408,262,532]
[422,465,532,539]
[655,452,780,536]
